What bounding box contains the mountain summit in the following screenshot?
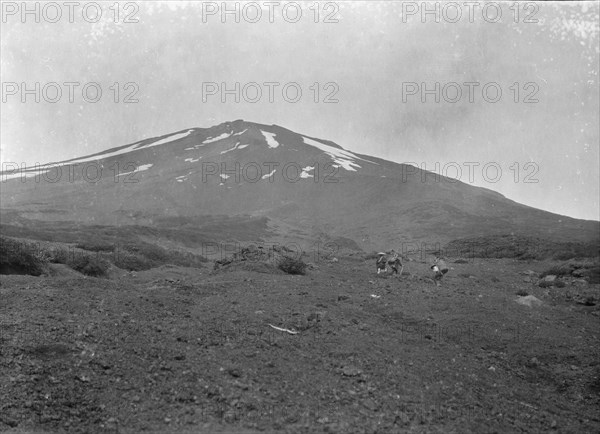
[1,120,597,249]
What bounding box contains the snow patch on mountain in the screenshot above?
[116,163,153,177]
[2,168,44,181]
[302,136,379,172]
[135,130,194,150]
[262,169,276,180]
[300,166,315,178]
[261,131,280,148]
[184,157,201,163]
[175,170,195,183]
[233,129,248,136]
[221,142,241,155]
[9,129,195,172]
[203,131,233,144]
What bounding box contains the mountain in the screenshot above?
[1,120,598,250]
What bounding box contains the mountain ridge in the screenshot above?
[1,120,598,250]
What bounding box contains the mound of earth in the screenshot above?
[212,244,299,273]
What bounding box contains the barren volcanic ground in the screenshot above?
[1,255,599,433]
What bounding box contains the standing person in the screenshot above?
[431,256,449,286]
[376,252,387,274]
[388,249,403,276]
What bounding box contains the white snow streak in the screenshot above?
[262,169,276,180]
[300,166,314,179]
[116,163,153,177]
[302,136,379,172]
[261,131,280,148]
[203,132,232,144]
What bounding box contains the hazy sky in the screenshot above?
[1,1,599,220]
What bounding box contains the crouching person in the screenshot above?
[431,257,449,286]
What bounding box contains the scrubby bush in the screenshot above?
[586,266,600,284]
[445,235,599,261]
[111,251,154,271]
[278,257,307,275]
[516,289,529,296]
[554,280,566,288]
[46,246,71,264]
[75,242,115,252]
[540,260,600,281]
[123,242,168,263]
[538,280,553,288]
[116,242,206,270]
[0,236,47,276]
[67,255,109,277]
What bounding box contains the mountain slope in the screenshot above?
[1,120,598,249]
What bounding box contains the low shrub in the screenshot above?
[586,266,600,284]
[516,289,529,296]
[75,242,115,252]
[278,257,307,275]
[67,255,109,277]
[111,251,154,271]
[540,260,600,280]
[117,242,206,270]
[0,236,47,276]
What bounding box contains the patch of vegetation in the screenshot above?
[0,236,47,276]
[278,257,308,275]
[538,280,553,288]
[109,243,206,271]
[540,259,599,281]
[110,251,153,272]
[67,255,109,277]
[585,266,600,284]
[75,241,115,252]
[516,289,529,296]
[446,235,599,261]
[554,280,566,288]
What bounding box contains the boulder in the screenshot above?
[515,295,543,308]
[544,275,557,282]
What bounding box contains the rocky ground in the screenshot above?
[1,255,599,433]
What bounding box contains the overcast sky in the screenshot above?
[1,1,598,220]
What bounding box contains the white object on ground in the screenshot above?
[515,295,543,308]
[268,324,298,335]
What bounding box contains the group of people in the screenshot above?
[376,251,449,286]
[376,249,403,275]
